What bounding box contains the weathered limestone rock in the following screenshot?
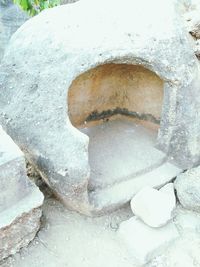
[146,204,200,267]
[0,0,199,215]
[0,126,44,260]
[130,184,176,227]
[173,205,200,234]
[118,217,179,265]
[174,166,200,212]
[147,232,200,267]
[0,0,28,61]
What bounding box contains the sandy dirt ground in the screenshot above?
[1,194,136,267]
[2,170,200,267]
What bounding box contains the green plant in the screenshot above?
[13,0,61,16]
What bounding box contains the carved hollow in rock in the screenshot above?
[68,64,163,127]
[0,0,200,215]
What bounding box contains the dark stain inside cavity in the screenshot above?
[85,107,160,125]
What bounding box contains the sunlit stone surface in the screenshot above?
[0,0,199,215]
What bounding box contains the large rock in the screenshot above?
[130,184,176,227]
[0,126,44,260]
[0,0,199,215]
[118,216,179,265]
[174,166,200,212]
[0,0,28,62]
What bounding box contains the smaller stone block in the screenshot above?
[118,217,179,265]
[130,184,176,227]
[174,166,200,212]
[0,126,44,260]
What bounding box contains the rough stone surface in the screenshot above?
[130,184,176,227]
[147,205,200,267]
[194,39,200,57]
[147,233,200,267]
[0,0,28,62]
[0,209,42,261]
[173,205,200,234]
[118,216,179,265]
[0,0,199,215]
[0,126,44,260]
[148,205,200,267]
[174,166,200,212]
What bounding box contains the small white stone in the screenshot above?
[160,182,176,207]
[130,185,176,227]
[118,217,179,265]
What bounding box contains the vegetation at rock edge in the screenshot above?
[13,0,60,15]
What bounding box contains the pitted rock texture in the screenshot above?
[0,208,42,260]
[0,126,44,260]
[0,0,200,215]
[174,166,200,212]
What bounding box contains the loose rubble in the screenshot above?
[118,183,178,264]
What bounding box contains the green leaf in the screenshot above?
[13,0,61,15]
[20,0,29,10]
